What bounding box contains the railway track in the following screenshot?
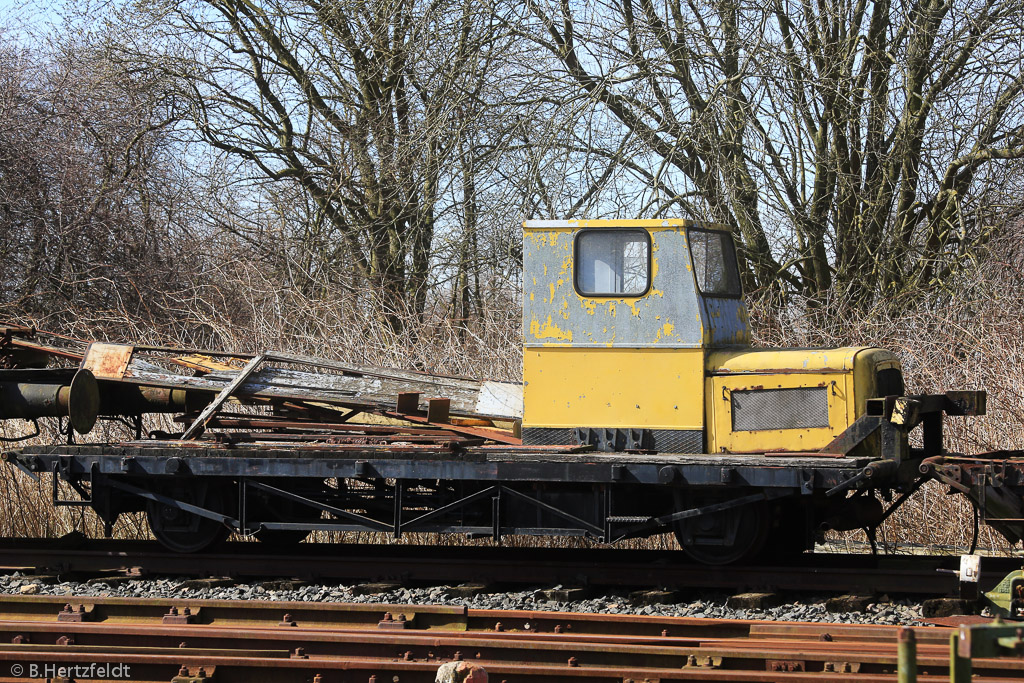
[0,538,1018,597]
[0,594,1017,681]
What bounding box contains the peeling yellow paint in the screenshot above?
[530,315,573,342]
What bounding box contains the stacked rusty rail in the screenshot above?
[0,595,1019,681]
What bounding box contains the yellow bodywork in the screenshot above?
[521,219,903,453]
[524,347,704,430]
[706,347,901,453]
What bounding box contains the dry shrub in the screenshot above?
[749,227,1024,554]
[4,228,1024,557]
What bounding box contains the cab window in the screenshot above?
[689,228,742,297]
[574,230,650,296]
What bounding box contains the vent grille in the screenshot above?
[522,427,703,453]
[731,387,829,431]
[522,428,576,446]
[651,429,703,453]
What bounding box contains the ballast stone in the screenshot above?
[435,661,487,682]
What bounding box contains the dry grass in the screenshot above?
[3,239,1024,557]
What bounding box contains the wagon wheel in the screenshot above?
[146,481,233,553]
[672,491,770,565]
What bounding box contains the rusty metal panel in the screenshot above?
[702,297,752,347]
[81,343,134,379]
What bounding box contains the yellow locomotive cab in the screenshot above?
[521,219,904,454]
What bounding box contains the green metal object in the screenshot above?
[949,617,1024,683]
[981,569,1024,617]
[897,627,917,683]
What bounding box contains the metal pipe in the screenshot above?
[0,369,98,434]
[98,385,201,416]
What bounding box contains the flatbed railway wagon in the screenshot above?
[1,219,1020,564]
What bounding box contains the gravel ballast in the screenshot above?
[0,572,943,625]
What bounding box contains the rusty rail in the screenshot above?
[0,595,1019,681]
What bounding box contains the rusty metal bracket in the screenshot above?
[56,604,92,622]
[163,606,199,624]
[929,467,972,494]
[378,612,412,629]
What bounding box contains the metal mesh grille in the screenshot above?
[651,429,703,453]
[731,387,829,431]
[522,428,577,446]
[522,427,703,453]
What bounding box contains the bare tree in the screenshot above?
[525,0,1024,305]
[109,0,529,329]
[0,30,199,329]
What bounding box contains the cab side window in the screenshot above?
[575,230,650,296]
[689,229,742,297]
